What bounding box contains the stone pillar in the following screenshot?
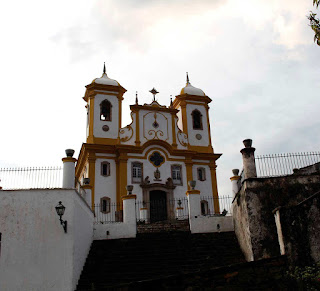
[186,190,201,218]
[62,149,76,188]
[122,195,137,224]
[240,139,257,179]
[230,169,241,196]
[273,207,285,255]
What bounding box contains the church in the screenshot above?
[75,64,222,221]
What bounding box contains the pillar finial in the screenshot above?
[135,91,138,105]
[186,72,190,84]
[170,95,173,107]
[103,62,106,74]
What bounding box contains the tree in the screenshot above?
[309,0,320,46]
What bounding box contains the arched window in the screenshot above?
[132,162,143,183]
[100,100,112,121]
[197,167,206,181]
[171,164,183,185]
[100,197,111,213]
[201,200,209,215]
[101,162,110,177]
[191,109,203,130]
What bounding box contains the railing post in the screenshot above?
[230,169,241,196]
[122,195,137,224]
[240,139,257,179]
[62,149,76,188]
[186,183,201,218]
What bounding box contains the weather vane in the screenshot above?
[149,88,159,102]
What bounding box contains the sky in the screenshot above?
[0,0,319,196]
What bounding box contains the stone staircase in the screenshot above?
[137,219,189,233]
[76,231,246,290]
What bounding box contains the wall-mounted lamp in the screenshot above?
[55,201,67,233]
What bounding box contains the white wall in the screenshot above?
[189,215,234,234]
[93,93,119,139]
[0,189,93,291]
[186,103,209,147]
[126,146,188,201]
[139,110,173,145]
[94,158,117,203]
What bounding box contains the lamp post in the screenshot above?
[55,201,67,233]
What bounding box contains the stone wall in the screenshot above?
[276,192,320,266]
[233,174,320,261]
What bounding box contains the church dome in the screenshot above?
[92,63,119,86]
[180,74,205,96]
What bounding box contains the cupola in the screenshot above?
[180,73,206,96]
[91,63,120,86]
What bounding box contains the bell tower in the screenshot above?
[83,64,127,145]
[173,74,213,153]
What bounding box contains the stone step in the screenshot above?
[76,231,246,290]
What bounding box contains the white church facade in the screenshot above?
[75,65,222,220]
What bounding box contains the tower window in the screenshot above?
[197,167,206,181]
[100,100,112,121]
[191,109,203,130]
[100,197,111,213]
[201,200,209,215]
[171,165,182,185]
[101,162,110,177]
[132,162,143,183]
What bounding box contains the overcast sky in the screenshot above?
[0,0,319,196]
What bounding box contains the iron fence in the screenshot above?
[201,195,233,216]
[136,197,189,223]
[0,166,63,190]
[255,152,320,177]
[93,203,123,224]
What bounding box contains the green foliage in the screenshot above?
[308,13,320,46]
[309,0,320,46]
[287,263,320,290]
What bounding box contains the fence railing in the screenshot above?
[136,198,189,223]
[201,196,233,216]
[93,203,123,224]
[255,152,320,177]
[0,166,63,190]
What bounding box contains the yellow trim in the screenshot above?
[88,153,96,209]
[130,104,178,114]
[148,151,165,167]
[180,101,188,134]
[171,113,177,148]
[122,194,137,200]
[188,145,213,153]
[210,162,220,214]
[186,190,200,195]
[140,207,148,210]
[92,137,119,145]
[88,97,95,143]
[206,108,213,149]
[118,97,122,136]
[62,157,77,163]
[176,207,184,210]
[81,185,92,190]
[230,176,241,181]
[135,110,141,146]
